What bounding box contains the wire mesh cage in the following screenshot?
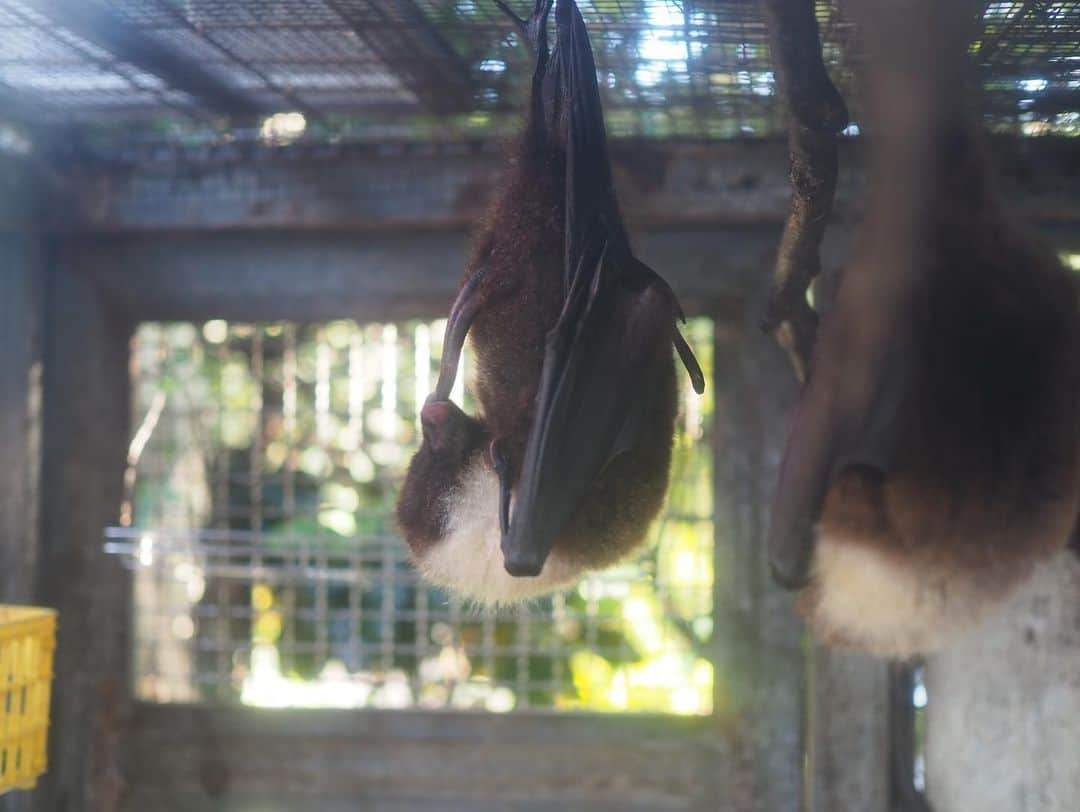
[107,317,717,715]
[1,1,1076,148]
[0,606,56,796]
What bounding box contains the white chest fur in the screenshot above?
[810,531,993,659]
[413,457,584,604]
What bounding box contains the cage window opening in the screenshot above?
[116,317,717,715]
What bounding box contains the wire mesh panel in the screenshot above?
[0,0,200,119]
[0,1,1075,139]
[113,318,715,714]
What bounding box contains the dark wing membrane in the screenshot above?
[765,246,920,588]
[500,0,700,576]
[548,0,627,295]
[501,248,668,574]
[498,1,634,575]
[765,378,849,588]
[552,1,704,393]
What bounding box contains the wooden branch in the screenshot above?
[758,0,848,381]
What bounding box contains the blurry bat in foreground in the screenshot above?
[396,0,703,602]
[766,1,1080,658]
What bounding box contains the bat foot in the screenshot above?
[791,83,849,135]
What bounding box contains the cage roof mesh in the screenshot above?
[0,0,1077,144]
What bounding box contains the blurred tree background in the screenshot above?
[127,316,717,715]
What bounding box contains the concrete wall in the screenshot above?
[927,554,1080,812]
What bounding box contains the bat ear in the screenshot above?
[420,400,463,453]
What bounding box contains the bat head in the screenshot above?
[398,398,588,603]
[396,400,488,555]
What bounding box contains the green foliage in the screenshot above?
[132,316,720,715]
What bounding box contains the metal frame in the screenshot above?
[0,1,1075,142]
[6,140,1079,810]
[28,1,267,117]
[69,254,807,810]
[331,0,475,114]
[13,149,808,808]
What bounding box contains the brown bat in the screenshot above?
[766,3,1080,658]
[396,0,703,602]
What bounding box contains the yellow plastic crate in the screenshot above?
[0,606,56,796]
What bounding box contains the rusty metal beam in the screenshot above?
[40,137,1080,235]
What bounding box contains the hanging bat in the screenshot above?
[766,3,1080,658]
[396,0,703,603]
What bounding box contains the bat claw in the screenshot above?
[769,559,811,591]
[629,257,703,394]
[490,438,514,537]
[488,438,508,471]
[674,328,705,395]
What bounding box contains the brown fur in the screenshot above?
[467,125,567,471]
[397,94,682,593]
[557,309,678,570]
[799,133,1080,657]
[396,408,488,555]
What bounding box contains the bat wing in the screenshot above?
[501,245,675,575]
[765,243,920,588]
[547,0,703,391]
[500,0,700,576]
